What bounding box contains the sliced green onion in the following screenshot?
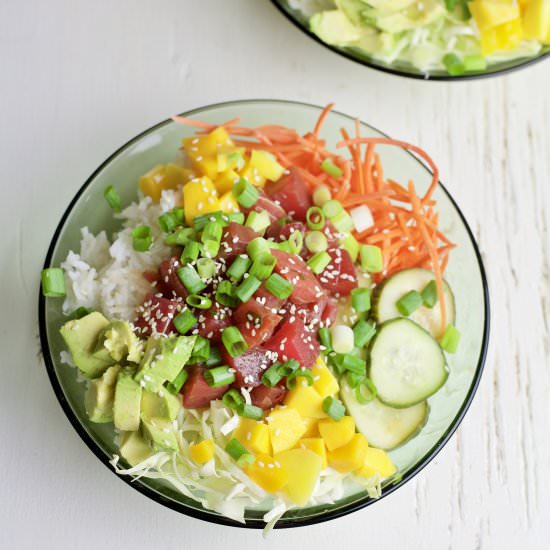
[265,273,293,299]
[236,275,262,302]
[286,368,314,390]
[196,258,216,280]
[225,438,249,461]
[241,404,264,420]
[245,210,271,235]
[353,320,376,348]
[421,280,438,308]
[312,184,332,206]
[351,287,371,313]
[236,453,256,467]
[278,359,300,377]
[181,240,200,263]
[103,185,121,212]
[322,199,344,219]
[172,207,185,226]
[204,366,235,387]
[68,306,91,320]
[307,251,331,274]
[346,371,364,389]
[288,230,303,254]
[132,225,153,252]
[443,53,465,76]
[464,55,487,72]
[439,324,460,353]
[330,210,354,233]
[355,378,377,404]
[206,346,222,367]
[158,212,178,233]
[193,211,225,232]
[305,230,328,254]
[177,265,206,294]
[318,327,332,351]
[41,268,66,297]
[228,211,245,224]
[233,178,259,208]
[339,233,359,262]
[186,294,212,310]
[202,220,223,244]
[249,253,277,280]
[322,396,345,421]
[222,326,248,357]
[359,244,383,273]
[306,207,325,230]
[227,255,252,282]
[166,368,189,394]
[215,280,239,307]
[222,388,245,411]
[165,227,195,246]
[201,239,220,259]
[261,363,284,387]
[247,237,271,260]
[333,353,366,376]
[275,240,291,253]
[190,336,210,363]
[320,159,343,179]
[396,290,423,316]
[173,309,197,334]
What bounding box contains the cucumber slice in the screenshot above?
[340,381,428,450]
[368,318,447,408]
[372,268,455,338]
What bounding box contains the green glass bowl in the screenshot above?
[272,0,550,80]
[39,99,489,528]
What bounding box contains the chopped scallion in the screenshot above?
[181,240,200,263]
[176,265,206,294]
[204,366,236,387]
[288,230,303,254]
[215,280,239,308]
[196,257,216,280]
[132,225,152,252]
[322,396,345,421]
[421,280,438,308]
[227,255,252,282]
[186,294,212,310]
[240,404,264,420]
[225,438,249,461]
[307,251,331,274]
[305,230,328,253]
[233,178,259,208]
[339,233,359,262]
[320,159,343,179]
[222,389,245,411]
[158,212,178,233]
[353,320,376,348]
[306,206,325,230]
[249,253,277,280]
[351,287,371,313]
[173,309,196,334]
[312,184,332,206]
[221,326,248,358]
[355,378,377,404]
[236,274,261,302]
[261,363,284,387]
[359,244,383,273]
[318,327,332,351]
[167,368,188,394]
[41,268,66,297]
[247,237,271,260]
[264,273,293,299]
[245,210,271,235]
[439,324,460,353]
[103,185,121,212]
[396,290,423,316]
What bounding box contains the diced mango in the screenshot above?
[139,163,192,203]
[311,357,339,399]
[298,438,327,469]
[357,447,397,480]
[215,169,240,195]
[301,417,319,438]
[284,385,327,419]
[523,0,550,42]
[245,454,289,493]
[267,407,306,454]
[182,177,220,224]
[468,1,520,31]
[218,191,240,214]
[274,448,323,505]
[189,439,215,464]
[217,148,245,172]
[182,127,233,159]
[318,416,355,451]
[249,150,285,181]
[233,418,271,455]
[480,18,524,54]
[328,433,369,473]
[192,156,219,180]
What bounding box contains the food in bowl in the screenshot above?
[41,104,461,530]
[288,0,550,76]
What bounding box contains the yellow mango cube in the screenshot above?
[249,150,285,181]
[328,433,369,473]
[275,448,323,505]
[298,438,327,469]
[192,156,219,180]
[245,454,289,493]
[218,191,240,214]
[189,439,215,464]
[233,418,271,455]
[301,417,319,438]
[267,407,306,454]
[284,384,327,419]
[481,18,523,54]
[468,1,520,31]
[182,177,219,224]
[215,169,240,195]
[139,163,191,203]
[357,447,397,480]
[318,416,355,451]
[523,0,550,41]
[312,357,339,398]
[217,148,245,172]
[182,127,233,158]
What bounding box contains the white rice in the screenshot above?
[61,189,180,320]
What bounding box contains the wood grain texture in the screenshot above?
[0,1,548,548]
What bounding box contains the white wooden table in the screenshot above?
[1,1,549,548]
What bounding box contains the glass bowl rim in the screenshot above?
[38,98,490,529]
[270,0,550,81]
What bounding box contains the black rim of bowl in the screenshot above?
[270,0,550,81]
[39,98,490,529]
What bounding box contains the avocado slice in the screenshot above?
[119,431,154,466]
[141,417,179,452]
[310,10,361,46]
[134,335,196,393]
[94,320,143,364]
[84,364,121,423]
[113,368,142,431]
[141,389,182,421]
[60,312,113,378]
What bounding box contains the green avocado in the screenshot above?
[141,416,179,452]
[141,389,182,422]
[119,431,154,466]
[84,364,121,423]
[134,334,196,393]
[113,368,142,431]
[60,312,113,378]
[94,320,143,364]
[310,10,361,46]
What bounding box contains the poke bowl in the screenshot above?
[39,99,489,530]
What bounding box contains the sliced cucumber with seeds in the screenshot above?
[340,381,428,450]
[368,318,448,408]
[372,268,455,339]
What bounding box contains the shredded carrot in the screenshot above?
[313,103,335,137]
